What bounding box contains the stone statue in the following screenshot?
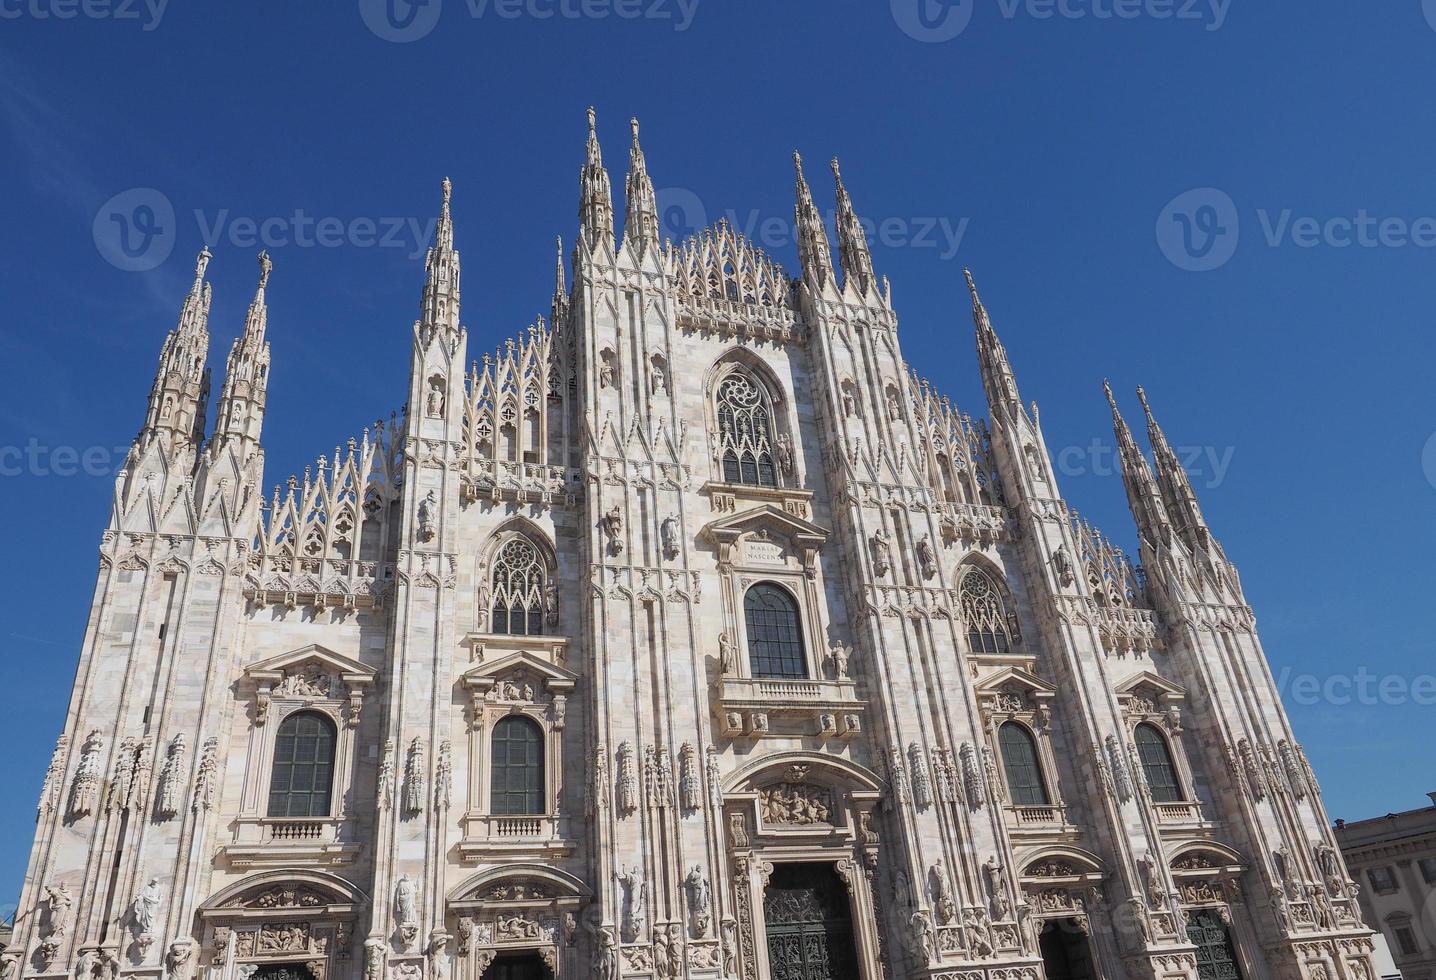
[775,431,794,476]
[829,640,851,680]
[685,866,712,937]
[43,882,74,939]
[130,877,162,938]
[417,490,437,542]
[718,632,737,675]
[617,865,647,942]
[984,856,1010,919]
[164,940,195,980]
[592,926,619,980]
[870,529,891,576]
[394,874,418,943]
[601,505,624,555]
[917,534,938,579]
[661,514,680,560]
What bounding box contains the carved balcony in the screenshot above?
[1006,804,1068,827]
[1153,800,1210,828]
[222,817,361,869]
[717,676,866,740]
[458,814,574,862]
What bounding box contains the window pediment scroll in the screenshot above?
[244,645,376,729]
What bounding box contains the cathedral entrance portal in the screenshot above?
[246,965,316,980]
[1187,908,1243,980]
[1038,919,1095,980]
[761,864,861,980]
[482,953,551,980]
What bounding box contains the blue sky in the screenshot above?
[2,0,1435,905]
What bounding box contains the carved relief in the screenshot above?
[758,783,833,825]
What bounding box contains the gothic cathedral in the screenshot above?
[8,111,1377,980]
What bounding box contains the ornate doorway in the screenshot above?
[482,953,550,980]
[762,864,860,980]
[247,965,316,980]
[1038,919,1095,980]
[1186,909,1242,980]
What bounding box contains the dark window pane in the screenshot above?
[999,722,1050,806]
[490,716,544,816]
[1135,723,1182,803]
[745,584,807,680]
[267,710,338,818]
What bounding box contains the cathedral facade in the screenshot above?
[8,112,1377,980]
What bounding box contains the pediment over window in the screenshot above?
[1114,670,1186,701]
[975,667,1056,716]
[1168,841,1245,875]
[448,864,590,908]
[460,650,577,696]
[243,645,376,727]
[1114,670,1187,720]
[702,504,828,571]
[199,870,367,919]
[1017,845,1107,883]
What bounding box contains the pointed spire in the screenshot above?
[1104,381,1171,546]
[554,235,566,300]
[1137,386,1216,553]
[831,158,876,295]
[139,247,214,451]
[579,106,615,250]
[420,177,461,341]
[211,251,274,458]
[966,269,1022,420]
[793,152,834,287]
[622,116,659,255]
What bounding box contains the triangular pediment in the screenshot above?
[1113,670,1186,701]
[974,666,1057,697]
[246,643,376,683]
[701,503,828,549]
[460,649,577,691]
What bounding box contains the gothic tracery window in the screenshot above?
[716,371,778,487]
[744,583,807,680]
[267,711,337,818]
[491,537,546,636]
[1135,723,1183,803]
[490,716,544,816]
[998,721,1050,806]
[960,567,1012,654]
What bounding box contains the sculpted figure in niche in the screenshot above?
[661,514,681,560]
[601,505,624,555]
[425,377,445,418]
[870,529,891,577]
[775,431,795,477]
[718,632,737,676]
[828,640,851,680]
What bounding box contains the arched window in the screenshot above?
[490,716,544,816]
[998,721,1050,806]
[1134,723,1183,803]
[716,371,778,487]
[744,583,807,680]
[491,537,546,636]
[267,711,337,818]
[960,568,1012,654]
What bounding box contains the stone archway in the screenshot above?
[447,866,588,979]
[197,871,366,980]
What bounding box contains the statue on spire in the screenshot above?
[831,157,876,295]
[793,151,834,287]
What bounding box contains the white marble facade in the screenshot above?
[8,112,1378,980]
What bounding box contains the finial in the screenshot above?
[442,176,452,205]
[630,117,640,140]
[963,268,982,305]
[587,105,596,134]
[830,157,842,179]
[1103,379,1118,411]
[1136,385,1153,416]
[193,246,213,285]
[257,250,272,290]
[793,150,803,169]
